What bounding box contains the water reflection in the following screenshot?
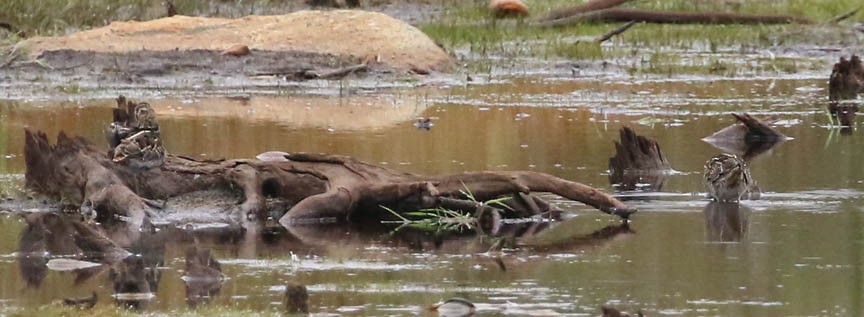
[18,213,129,288]
[183,247,224,307]
[2,77,864,315]
[110,255,159,309]
[703,202,750,242]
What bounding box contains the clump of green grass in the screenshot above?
[420,0,861,76]
[381,183,512,234]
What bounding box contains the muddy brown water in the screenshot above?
[0,76,862,316]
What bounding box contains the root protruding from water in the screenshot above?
[828,55,863,127]
[23,97,636,234]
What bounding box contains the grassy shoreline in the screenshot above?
[1,0,861,80]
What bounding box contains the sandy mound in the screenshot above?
[19,10,452,72]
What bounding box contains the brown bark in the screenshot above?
[607,127,670,192]
[828,55,863,126]
[537,8,814,28]
[702,113,786,162]
[25,130,636,228]
[24,99,636,233]
[537,0,633,22]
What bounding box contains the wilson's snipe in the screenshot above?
[113,130,164,166]
[704,153,753,202]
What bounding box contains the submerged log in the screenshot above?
[24,98,636,233]
[828,55,863,126]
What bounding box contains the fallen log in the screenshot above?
[537,8,814,28]
[24,98,636,233]
[537,0,633,22]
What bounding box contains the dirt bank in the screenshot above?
[0,10,454,99]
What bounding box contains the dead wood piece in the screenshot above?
[537,0,633,22]
[829,55,864,101]
[829,7,860,23]
[828,55,863,126]
[607,127,670,192]
[538,8,814,28]
[26,97,635,234]
[601,305,644,317]
[165,0,177,17]
[302,63,367,79]
[609,126,670,171]
[595,21,638,43]
[730,113,786,141]
[285,283,309,314]
[702,113,787,161]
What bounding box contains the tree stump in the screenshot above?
[828,55,863,127]
[608,126,671,191]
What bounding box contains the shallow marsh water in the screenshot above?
[0,76,863,316]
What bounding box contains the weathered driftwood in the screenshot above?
[24,99,636,233]
[538,8,814,28]
[537,0,633,22]
[24,131,636,227]
[703,113,787,161]
[828,55,863,126]
[608,126,671,191]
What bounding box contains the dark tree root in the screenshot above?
[25,132,635,232]
[25,98,634,232]
[608,127,671,192]
[828,55,863,127]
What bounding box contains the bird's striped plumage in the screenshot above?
[704,153,753,202]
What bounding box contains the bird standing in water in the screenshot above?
[703,153,754,202]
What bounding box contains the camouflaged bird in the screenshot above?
[113,130,164,168]
[132,102,159,131]
[703,153,754,202]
